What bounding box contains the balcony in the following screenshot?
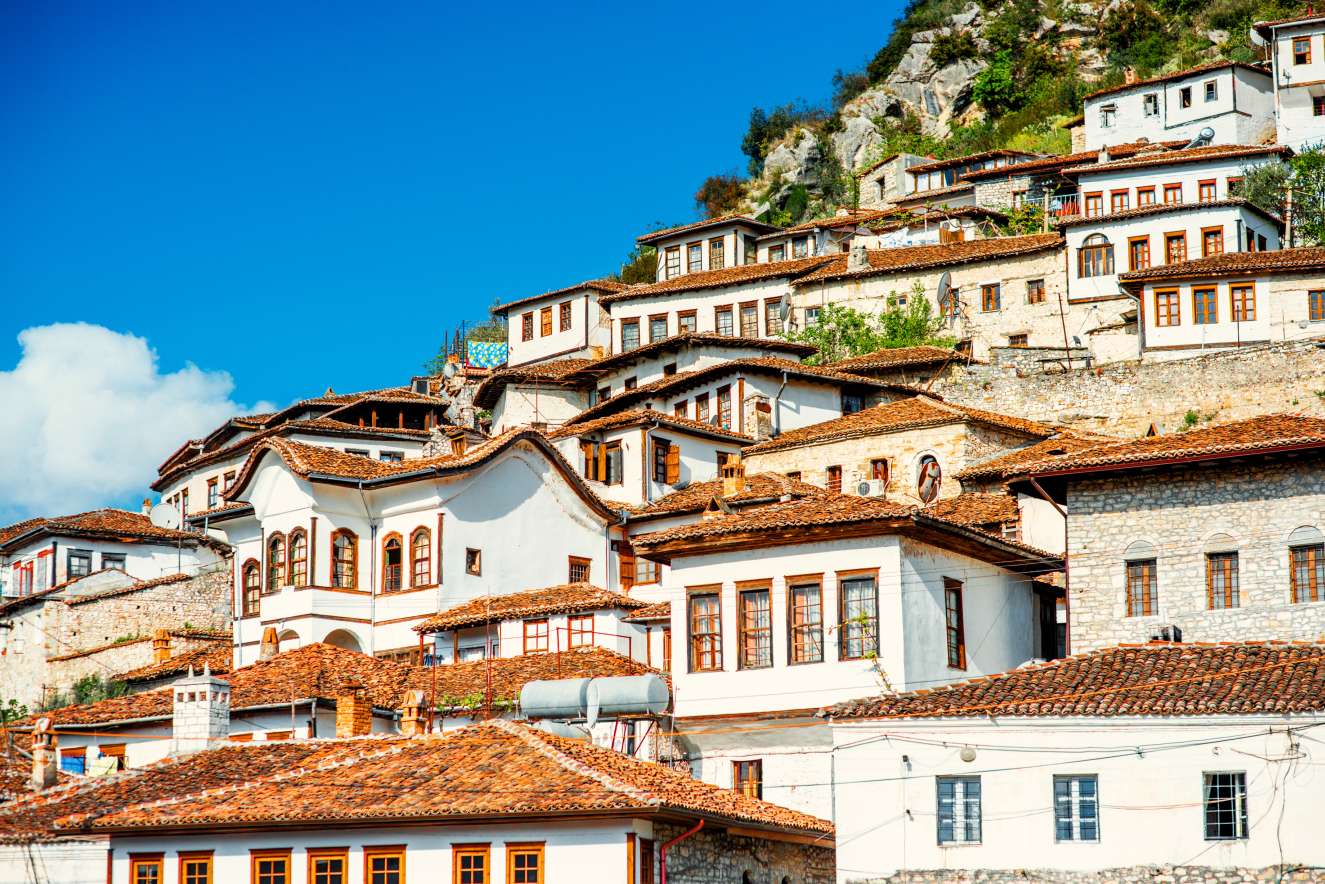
[1049,195,1080,218]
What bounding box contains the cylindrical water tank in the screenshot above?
[534,720,592,741]
[519,678,592,720]
[586,675,670,720]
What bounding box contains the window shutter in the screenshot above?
[665,442,680,485]
[618,546,636,591]
[597,443,607,482]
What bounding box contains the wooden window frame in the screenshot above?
[1136,186,1156,206]
[1294,35,1312,65]
[764,298,783,336]
[179,851,214,884]
[1125,558,1157,617]
[539,305,553,337]
[870,459,889,482]
[1077,237,1114,278]
[1083,192,1103,217]
[520,312,534,342]
[1193,286,1218,324]
[648,313,669,343]
[410,527,431,587]
[620,318,641,352]
[381,532,404,593]
[506,842,545,884]
[837,569,879,660]
[250,849,293,884]
[1201,225,1224,257]
[716,385,732,430]
[1008,333,1029,348]
[737,583,772,670]
[714,305,734,336]
[1127,236,1151,272]
[1026,278,1046,304]
[1164,231,1187,264]
[768,243,786,262]
[1231,281,1256,321]
[738,301,759,337]
[241,559,261,617]
[1109,189,1129,212]
[206,477,219,509]
[677,308,698,333]
[1290,543,1325,603]
[287,527,308,587]
[1310,290,1325,321]
[1198,179,1217,203]
[673,400,688,418]
[1179,85,1192,108]
[663,247,680,279]
[708,237,725,271]
[688,588,723,672]
[694,392,710,422]
[568,612,595,647]
[1162,183,1183,204]
[524,618,549,654]
[1206,551,1240,610]
[980,283,1001,312]
[826,464,842,493]
[465,548,482,576]
[788,576,824,665]
[130,853,164,884]
[944,577,966,670]
[306,847,348,884]
[331,529,358,589]
[733,759,763,799]
[568,555,591,584]
[266,532,286,593]
[558,300,572,332]
[686,241,704,274]
[1154,288,1181,327]
[1315,94,1325,117]
[364,844,406,884]
[451,844,490,884]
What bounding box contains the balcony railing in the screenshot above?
[1049,195,1080,218]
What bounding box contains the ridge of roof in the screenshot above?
[0,509,205,553]
[624,472,830,521]
[827,345,962,372]
[959,140,1188,181]
[597,256,834,304]
[1083,61,1269,101]
[956,432,1119,481]
[547,408,754,444]
[904,149,1040,174]
[1118,245,1325,283]
[490,278,629,315]
[414,584,647,634]
[635,213,782,245]
[1061,144,1288,176]
[792,234,1062,286]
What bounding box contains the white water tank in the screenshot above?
[520,678,592,720]
[586,675,670,720]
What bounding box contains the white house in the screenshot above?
[1254,12,1325,150]
[637,213,781,282]
[827,641,1325,879]
[894,150,1042,212]
[1081,62,1275,151]
[855,151,931,210]
[492,277,626,368]
[755,208,891,262]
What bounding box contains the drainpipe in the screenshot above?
[309,698,318,738]
[772,369,789,437]
[356,480,378,655]
[643,419,661,504]
[609,508,628,596]
[659,819,704,884]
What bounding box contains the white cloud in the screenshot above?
[0,323,272,522]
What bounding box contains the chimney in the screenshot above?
[1124,67,1138,84]
[259,627,280,660]
[720,457,746,498]
[171,664,230,754]
[399,689,427,737]
[847,243,870,272]
[30,718,57,790]
[1098,145,1111,164]
[336,677,373,738]
[152,629,172,664]
[141,498,153,516]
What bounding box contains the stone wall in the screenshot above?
[46,632,224,698]
[972,173,1054,213]
[1066,458,1325,651]
[852,865,1323,883]
[931,339,1325,436]
[650,821,835,884]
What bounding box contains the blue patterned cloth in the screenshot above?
[467,341,508,369]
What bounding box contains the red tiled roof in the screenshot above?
[922,493,1019,529]
[742,396,1053,455]
[116,643,232,684]
[865,205,1005,234]
[856,152,904,176]
[625,472,829,520]
[1119,246,1325,283]
[472,359,596,408]
[1022,414,1325,476]
[414,584,647,633]
[770,208,895,235]
[1084,61,1269,100]
[828,346,962,373]
[624,601,671,623]
[27,719,830,838]
[566,333,818,376]
[0,509,204,552]
[547,409,754,445]
[793,234,1062,286]
[1062,144,1288,175]
[956,433,1118,482]
[491,279,629,315]
[905,150,1040,174]
[825,641,1325,720]
[1056,198,1281,228]
[631,493,911,549]
[959,141,1189,180]
[1254,12,1325,34]
[424,646,657,709]
[636,213,781,245]
[596,255,833,303]
[892,181,976,202]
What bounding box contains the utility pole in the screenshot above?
[1285,179,1295,248]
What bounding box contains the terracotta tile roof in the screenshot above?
[1062,144,1288,176]
[566,333,818,376]
[0,517,44,546]
[769,208,895,235]
[922,493,1019,529]
[420,646,658,709]
[828,345,962,372]
[825,641,1325,720]
[547,409,754,445]
[856,152,903,176]
[491,278,629,315]
[596,255,834,304]
[636,213,781,245]
[1021,414,1325,476]
[1119,245,1325,282]
[46,628,231,665]
[0,509,203,552]
[1084,61,1269,100]
[793,234,1062,286]
[956,432,1118,481]
[1254,12,1325,33]
[625,472,829,521]
[960,140,1188,181]
[472,359,596,408]
[414,584,647,634]
[892,181,976,201]
[20,719,829,838]
[61,572,193,607]
[1056,198,1281,228]
[743,396,1053,455]
[116,643,233,684]
[865,205,1006,233]
[624,601,671,623]
[905,150,1040,174]
[631,492,911,549]
[184,501,253,523]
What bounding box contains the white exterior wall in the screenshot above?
[1138,271,1325,356]
[1074,156,1282,211]
[0,841,107,884]
[430,608,649,663]
[649,224,761,282]
[592,343,788,401]
[1,537,216,597]
[1016,492,1066,556]
[1082,67,1275,150]
[866,216,987,249]
[504,290,611,368]
[607,279,795,352]
[618,374,847,439]
[832,715,1325,878]
[684,722,837,819]
[1270,23,1325,151]
[489,385,587,434]
[551,426,744,508]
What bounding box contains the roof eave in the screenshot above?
[1027,439,1325,479]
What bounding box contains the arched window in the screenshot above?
[410,527,431,587]
[1078,233,1114,278]
[1289,526,1325,604]
[331,530,357,589]
[383,534,403,592]
[287,528,308,587]
[241,560,261,617]
[1123,540,1158,618]
[266,533,286,593]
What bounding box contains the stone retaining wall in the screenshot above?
[650,821,835,884]
[853,865,1323,882]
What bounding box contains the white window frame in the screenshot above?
[1053,774,1100,842]
[937,776,982,844]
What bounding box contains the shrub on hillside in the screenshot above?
[929,29,979,67]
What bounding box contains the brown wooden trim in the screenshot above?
[250,849,293,884]
[725,825,833,847]
[626,832,636,884]
[306,847,348,883]
[260,612,372,626]
[310,516,318,589]
[374,612,436,626]
[437,513,445,586]
[363,845,407,884]
[452,844,491,884]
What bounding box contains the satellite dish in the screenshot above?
[778,296,791,322]
[917,455,943,505]
[442,362,458,380]
[149,503,181,530]
[944,219,961,231]
[936,271,951,303]
[1249,28,1267,47]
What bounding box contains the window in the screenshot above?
[379,450,403,463]
[1084,192,1102,216]
[1027,278,1045,304]
[1204,772,1248,840]
[1291,542,1325,603]
[1310,290,1325,321]
[1011,189,1026,208]
[242,560,261,616]
[1227,175,1244,196]
[180,488,189,515]
[1201,226,1224,258]
[251,850,291,884]
[1155,289,1181,327]
[791,236,809,258]
[207,478,219,509]
[635,556,660,585]
[1126,558,1157,617]
[102,552,126,572]
[1110,189,1129,212]
[743,235,757,265]
[1231,283,1256,321]
[524,619,549,654]
[709,237,725,270]
[568,613,594,647]
[382,534,403,592]
[715,306,734,336]
[99,743,126,770]
[411,527,431,586]
[130,855,164,884]
[652,438,679,484]
[621,319,640,352]
[689,591,722,671]
[739,302,759,336]
[1294,36,1312,65]
[980,283,1001,312]
[805,305,821,325]
[180,852,213,884]
[1143,93,1159,116]
[678,309,697,333]
[281,529,306,587]
[332,530,357,589]
[937,777,982,844]
[1077,234,1114,278]
[1179,85,1192,108]
[1316,95,1325,117]
[223,470,237,490]
[842,393,864,414]
[465,548,482,576]
[559,300,572,331]
[67,549,92,579]
[453,845,490,884]
[768,244,786,262]
[738,587,772,669]
[1194,287,1218,324]
[1164,232,1187,264]
[826,465,842,493]
[581,441,624,484]
[1128,236,1151,272]
[364,846,404,884]
[1207,551,1239,609]
[624,377,637,390]
[540,306,553,337]
[1137,186,1156,206]
[568,555,591,583]
[347,448,370,458]
[664,247,680,279]
[507,844,543,884]
[673,400,688,418]
[1198,179,1217,203]
[687,242,703,273]
[871,459,889,482]
[307,848,347,884]
[765,299,783,335]
[648,314,667,343]
[944,578,966,669]
[716,386,732,430]
[695,393,710,422]
[733,760,763,799]
[266,533,286,592]
[1204,79,1218,101]
[789,580,824,664]
[521,312,533,342]
[1163,183,1182,204]
[1099,104,1115,128]
[1054,775,1099,842]
[839,574,878,659]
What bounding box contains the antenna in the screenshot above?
[778,296,791,322]
[149,503,181,531]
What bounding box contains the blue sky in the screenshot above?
[0,1,899,518]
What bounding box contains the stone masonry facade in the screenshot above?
[854,865,1324,883]
[1066,459,1325,652]
[650,821,835,884]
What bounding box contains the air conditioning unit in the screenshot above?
[856,479,887,497]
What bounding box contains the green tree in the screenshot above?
[998,204,1047,235]
[783,295,954,364]
[1237,149,1325,246]
[0,698,27,724]
[618,245,658,285]
[694,174,747,218]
